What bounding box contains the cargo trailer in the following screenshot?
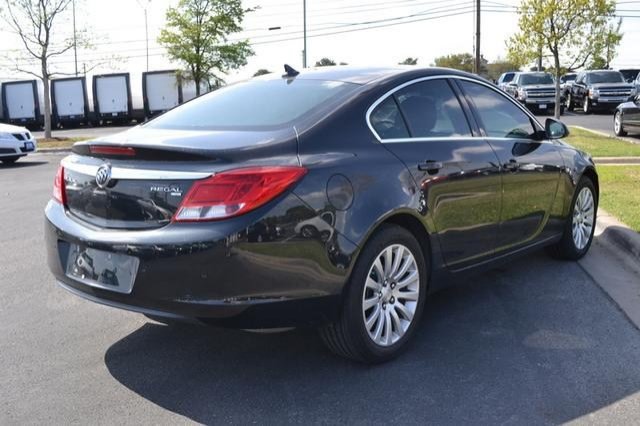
[142,70,182,118]
[92,73,132,124]
[1,79,44,128]
[51,76,90,127]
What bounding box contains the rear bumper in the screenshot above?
[44,196,358,328]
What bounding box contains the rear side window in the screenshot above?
[395,79,472,138]
[146,79,359,130]
[369,97,410,139]
[459,81,535,139]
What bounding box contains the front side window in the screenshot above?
[394,79,472,138]
[146,79,359,130]
[459,81,536,139]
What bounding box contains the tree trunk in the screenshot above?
[41,63,52,139]
[553,52,561,120]
[195,76,201,96]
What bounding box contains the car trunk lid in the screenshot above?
[62,127,300,230]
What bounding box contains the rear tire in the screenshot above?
[547,177,597,260]
[614,111,628,136]
[320,224,428,363]
[583,97,592,114]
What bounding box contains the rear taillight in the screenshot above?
[173,166,307,222]
[53,165,66,205]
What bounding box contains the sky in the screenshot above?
[1,0,639,87]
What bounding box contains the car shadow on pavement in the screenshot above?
[104,252,640,424]
[0,160,47,169]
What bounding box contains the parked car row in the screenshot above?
[496,69,639,117]
[0,70,208,129]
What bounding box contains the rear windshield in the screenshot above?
[146,78,359,130]
[519,74,554,85]
[589,71,624,84]
[501,73,515,83]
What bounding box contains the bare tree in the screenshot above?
[1,0,78,138]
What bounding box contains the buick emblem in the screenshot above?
[95,164,112,188]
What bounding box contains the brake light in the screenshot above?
[173,166,307,222]
[89,145,136,156]
[53,165,66,205]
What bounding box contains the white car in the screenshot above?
[0,123,37,164]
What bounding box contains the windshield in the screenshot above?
[589,71,625,84]
[619,70,640,83]
[146,78,360,130]
[519,74,554,85]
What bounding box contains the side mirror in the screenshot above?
[545,118,569,139]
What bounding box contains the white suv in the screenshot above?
[0,123,37,164]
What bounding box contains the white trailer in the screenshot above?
[182,80,209,102]
[142,70,181,118]
[1,79,44,127]
[51,77,90,127]
[92,73,132,124]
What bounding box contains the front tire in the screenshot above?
[566,94,573,111]
[614,111,627,136]
[320,224,428,363]
[547,177,597,260]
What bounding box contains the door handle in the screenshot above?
[503,159,520,171]
[418,160,443,173]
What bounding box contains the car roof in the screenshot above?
[258,65,485,85]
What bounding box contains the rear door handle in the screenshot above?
[417,160,443,172]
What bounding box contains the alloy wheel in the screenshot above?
[614,112,622,134]
[572,187,595,250]
[361,244,420,347]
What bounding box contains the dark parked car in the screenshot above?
[619,68,640,84]
[560,73,577,98]
[507,71,561,114]
[567,70,637,114]
[614,95,640,136]
[45,66,599,363]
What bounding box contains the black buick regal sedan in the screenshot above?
[45,66,598,363]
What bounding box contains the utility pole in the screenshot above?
[303,0,307,68]
[73,0,78,76]
[137,0,151,71]
[474,0,481,75]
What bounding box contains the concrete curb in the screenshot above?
[34,148,72,154]
[572,125,640,145]
[594,157,640,165]
[594,209,640,267]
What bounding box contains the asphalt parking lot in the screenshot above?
[2,154,640,424]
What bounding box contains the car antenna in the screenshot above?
[283,64,300,78]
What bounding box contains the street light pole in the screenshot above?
[73,0,78,76]
[303,0,307,68]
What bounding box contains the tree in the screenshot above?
[158,0,254,96]
[253,69,271,77]
[399,57,418,65]
[485,59,521,82]
[1,0,81,138]
[315,58,336,67]
[433,53,474,73]
[506,0,620,118]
